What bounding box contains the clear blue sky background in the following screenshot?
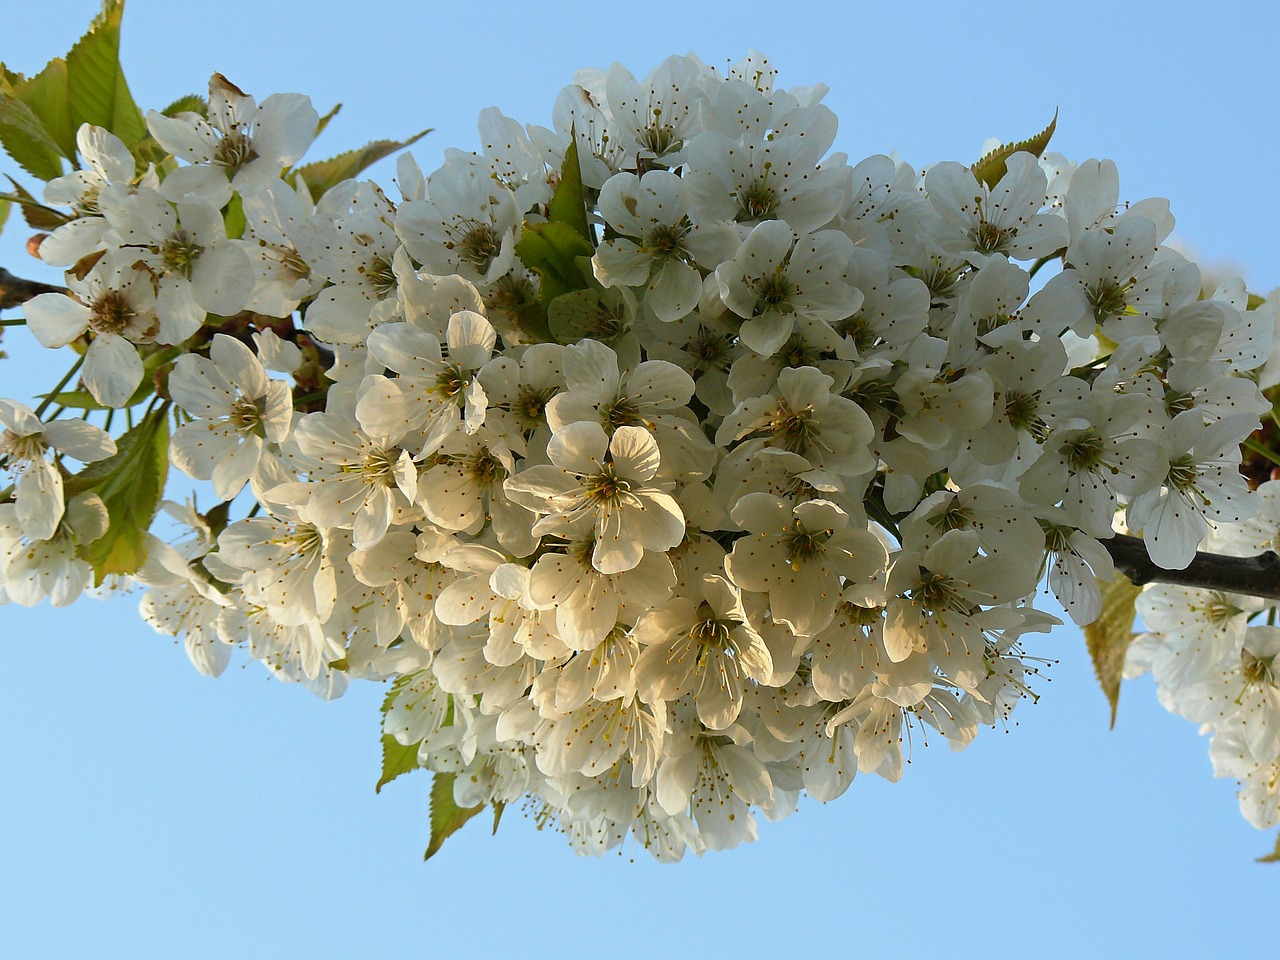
[2,2,1277,957]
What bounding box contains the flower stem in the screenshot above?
[1244,437,1280,468]
[32,354,85,419]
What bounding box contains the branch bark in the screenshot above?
[1103,533,1280,601]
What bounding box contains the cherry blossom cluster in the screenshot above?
[1,56,1274,859]
[1127,476,1280,832]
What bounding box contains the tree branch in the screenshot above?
[1103,533,1280,601]
[0,267,65,311]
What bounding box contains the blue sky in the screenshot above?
[2,1,1278,957]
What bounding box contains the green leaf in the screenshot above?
[513,221,597,344]
[376,675,421,793]
[39,378,152,411]
[41,390,110,411]
[424,772,485,861]
[1257,832,1280,863]
[380,672,411,713]
[0,93,67,180]
[65,0,148,147]
[19,58,76,162]
[66,404,169,584]
[315,102,341,137]
[0,196,10,234]
[292,129,431,198]
[223,192,246,240]
[547,286,627,345]
[505,302,551,344]
[376,734,421,794]
[159,93,205,118]
[0,65,26,93]
[1248,292,1266,311]
[516,222,594,304]
[491,801,505,836]
[547,136,592,245]
[972,110,1058,189]
[3,177,71,230]
[1084,573,1141,728]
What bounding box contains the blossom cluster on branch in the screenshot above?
[1,46,1277,859]
[1127,481,1280,833]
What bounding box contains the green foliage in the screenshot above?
[375,675,423,793]
[3,177,71,230]
[512,136,598,343]
[222,192,246,240]
[0,0,151,234]
[548,138,592,246]
[491,801,506,835]
[972,110,1058,189]
[292,129,431,199]
[377,735,422,794]
[0,94,67,180]
[547,287,620,344]
[20,59,76,162]
[65,404,170,584]
[314,102,341,137]
[159,93,206,118]
[39,379,153,411]
[1085,573,1142,728]
[66,0,148,147]
[516,223,594,303]
[1257,832,1280,864]
[424,772,485,860]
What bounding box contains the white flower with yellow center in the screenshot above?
[725,494,887,639]
[593,170,738,324]
[146,72,319,208]
[169,334,293,500]
[634,573,773,730]
[24,255,159,408]
[505,421,685,575]
[0,399,115,541]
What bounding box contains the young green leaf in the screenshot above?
[491,801,505,836]
[547,286,629,346]
[972,110,1058,189]
[292,129,431,198]
[222,192,246,240]
[507,301,553,345]
[548,137,593,245]
[37,377,153,411]
[65,404,169,584]
[159,93,206,118]
[375,674,423,798]
[515,221,594,304]
[376,734,422,793]
[376,673,422,796]
[18,58,76,162]
[65,0,148,146]
[315,102,341,137]
[1257,831,1280,864]
[1084,573,1141,728]
[4,177,72,230]
[0,65,26,93]
[0,94,67,180]
[424,772,486,860]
